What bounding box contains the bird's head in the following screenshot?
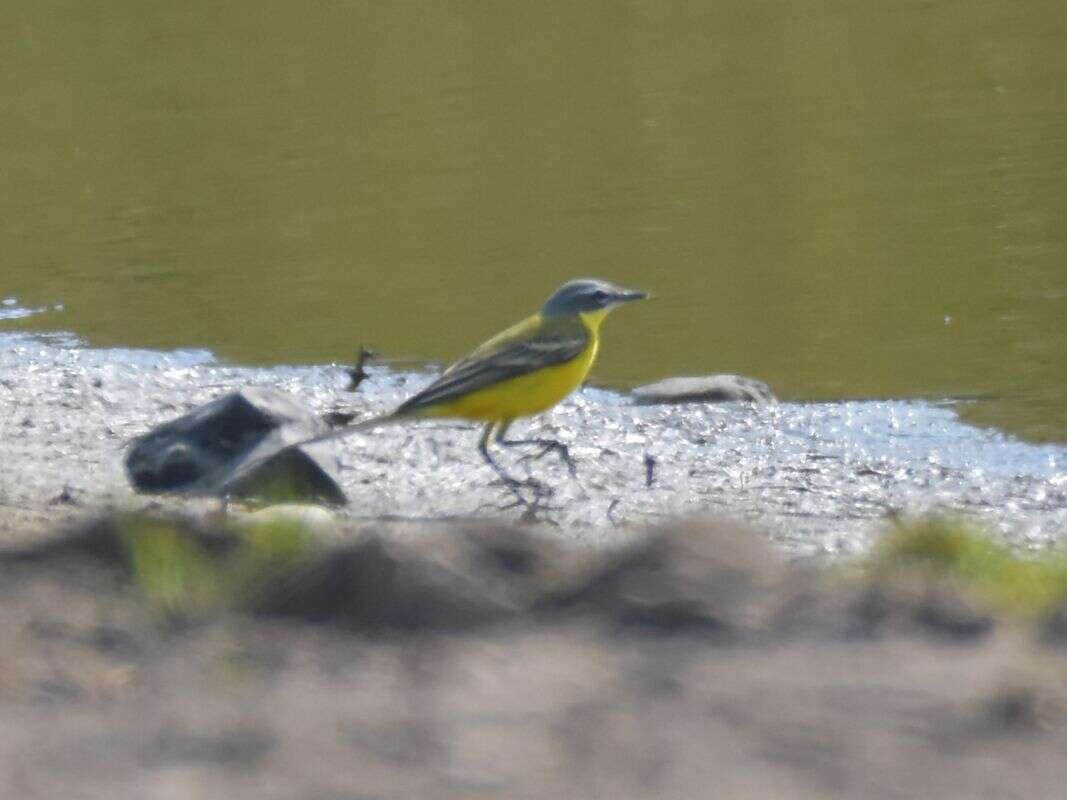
[541,279,648,326]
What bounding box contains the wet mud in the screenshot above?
[2,332,1064,554]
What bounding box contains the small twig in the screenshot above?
[606,498,621,526]
[345,346,376,392]
[644,453,657,488]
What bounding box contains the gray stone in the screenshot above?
[125,388,345,505]
[631,374,776,405]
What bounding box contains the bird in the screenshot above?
[298,278,647,504]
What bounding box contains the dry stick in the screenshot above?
[345,345,376,392]
[645,453,657,488]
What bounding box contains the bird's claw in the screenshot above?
[491,474,549,493]
[493,494,562,524]
[516,440,578,478]
[482,475,559,520]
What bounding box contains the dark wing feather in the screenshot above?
[397,330,587,416]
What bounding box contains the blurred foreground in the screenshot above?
[3,514,1067,799]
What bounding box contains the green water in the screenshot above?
[3,2,1066,440]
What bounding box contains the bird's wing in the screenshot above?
[397,315,588,415]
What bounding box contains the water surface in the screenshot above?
[3,1,1066,439]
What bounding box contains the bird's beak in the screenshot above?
[613,288,649,303]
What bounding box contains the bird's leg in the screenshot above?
[478,422,540,507]
[494,422,578,478]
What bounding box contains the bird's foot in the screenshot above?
[514,439,578,478]
[517,503,562,526]
[482,474,559,521]
[492,493,562,525]
[493,472,548,494]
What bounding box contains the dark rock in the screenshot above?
[911,585,994,640]
[255,532,519,633]
[631,375,775,405]
[261,523,571,633]
[540,521,781,638]
[125,388,345,505]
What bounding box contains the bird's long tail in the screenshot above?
[293,410,405,449]
[226,410,405,487]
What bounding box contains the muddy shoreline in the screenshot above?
[2,331,1065,554]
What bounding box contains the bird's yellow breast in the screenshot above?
[421,336,599,422]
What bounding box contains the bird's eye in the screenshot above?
[592,289,608,302]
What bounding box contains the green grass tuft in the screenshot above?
[874,519,1067,617]
[115,514,315,622]
[117,516,225,621]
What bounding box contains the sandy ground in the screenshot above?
[1,517,1067,799]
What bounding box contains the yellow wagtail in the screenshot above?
[305,278,647,501]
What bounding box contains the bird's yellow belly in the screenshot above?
[420,339,598,422]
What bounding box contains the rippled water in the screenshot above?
[3,2,1066,440]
